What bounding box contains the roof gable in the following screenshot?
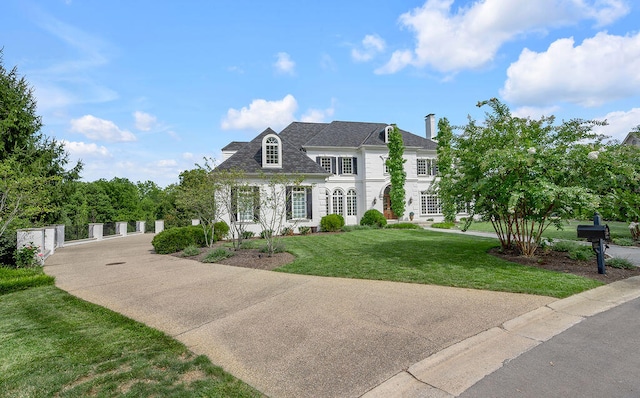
[215,128,329,175]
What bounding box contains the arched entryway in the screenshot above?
[383,186,397,220]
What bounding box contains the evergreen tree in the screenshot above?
[386,125,407,218]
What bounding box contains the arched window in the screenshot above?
[262,134,282,168]
[332,189,344,216]
[346,189,357,216]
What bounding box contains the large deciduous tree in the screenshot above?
[444,98,601,256]
[386,125,406,218]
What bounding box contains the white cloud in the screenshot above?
[274,52,296,75]
[593,107,640,142]
[182,152,194,160]
[511,105,560,119]
[351,34,386,62]
[377,0,629,74]
[70,115,137,142]
[62,140,111,157]
[301,99,337,123]
[501,32,640,107]
[133,111,157,131]
[152,159,178,168]
[221,94,298,131]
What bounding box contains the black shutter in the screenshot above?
[230,188,237,222]
[316,156,321,165]
[286,186,292,220]
[338,157,343,175]
[306,187,313,220]
[253,186,260,222]
[352,157,358,175]
[331,157,337,174]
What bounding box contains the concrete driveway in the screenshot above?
[45,233,553,398]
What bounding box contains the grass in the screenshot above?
[0,271,262,397]
[462,220,633,241]
[276,229,603,298]
[0,266,55,294]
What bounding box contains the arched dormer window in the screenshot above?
[262,134,282,168]
[384,125,394,143]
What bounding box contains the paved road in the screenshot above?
[44,233,553,398]
[461,296,640,398]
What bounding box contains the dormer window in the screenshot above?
[262,134,282,168]
[384,125,394,143]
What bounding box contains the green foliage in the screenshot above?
[202,248,234,263]
[0,266,54,294]
[213,220,229,241]
[435,117,457,223]
[360,209,387,228]
[260,229,274,239]
[320,214,345,232]
[431,222,455,229]
[606,257,636,270]
[444,98,602,256]
[551,241,594,261]
[13,243,43,268]
[182,245,200,257]
[386,223,422,229]
[260,242,286,254]
[151,226,207,254]
[281,226,294,236]
[242,231,255,239]
[612,237,635,246]
[298,226,311,235]
[385,125,407,218]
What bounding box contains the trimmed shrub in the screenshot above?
[321,214,345,232]
[386,223,422,229]
[202,248,234,263]
[151,226,207,254]
[360,209,387,228]
[213,221,230,241]
[298,226,311,235]
[281,227,294,236]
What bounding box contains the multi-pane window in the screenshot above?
[417,159,437,176]
[332,189,344,215]
[383,157,389,174]
[265,137,279,165]
[342,157,353,174]
[346,189,357,216]
[237,187,257,222]
[319,157,333,173]
[325,189,330,216]
[291,187,307,219]
[420,192,441,215]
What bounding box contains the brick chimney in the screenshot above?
[425,113,436,140]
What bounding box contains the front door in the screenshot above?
[383,186,397,219]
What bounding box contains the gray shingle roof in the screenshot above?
[215,128,329,175]
[221,141,248,151]
[280,121,437,150]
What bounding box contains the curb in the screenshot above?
[362,276,640,397]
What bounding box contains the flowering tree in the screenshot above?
[443,99,602,256]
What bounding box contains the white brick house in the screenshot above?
[216,115,442,234]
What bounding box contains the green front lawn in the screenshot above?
[0,272,262,397]
[277,229,603,298]
[462,220,632,241]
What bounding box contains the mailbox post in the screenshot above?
[577,213,610,274]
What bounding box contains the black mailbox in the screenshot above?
[577,224,610,242]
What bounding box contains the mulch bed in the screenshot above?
[489,247,640,283]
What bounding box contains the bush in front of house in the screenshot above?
[320,214,345,232]
[152,226,207,254]
[360,209,387,228]
[213,221,230,241]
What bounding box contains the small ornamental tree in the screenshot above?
[447,98,602,257]
[435,117,456,223]
[385,125,406,218]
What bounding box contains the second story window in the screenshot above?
[417,158,437,176]
[320,157,333,173]
[341,157,353,175]
[262,134,282,168]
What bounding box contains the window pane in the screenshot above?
[320,157,332,173]
[332,189,344,215]
[342,158,353,174]
[346,189,357,216]
[265,137,279,164]
[420,193,441,215]
[237,188,255,221]
[292,188,306,219]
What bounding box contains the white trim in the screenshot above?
[262,134,282,168]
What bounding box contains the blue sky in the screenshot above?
[2,0,640,186]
